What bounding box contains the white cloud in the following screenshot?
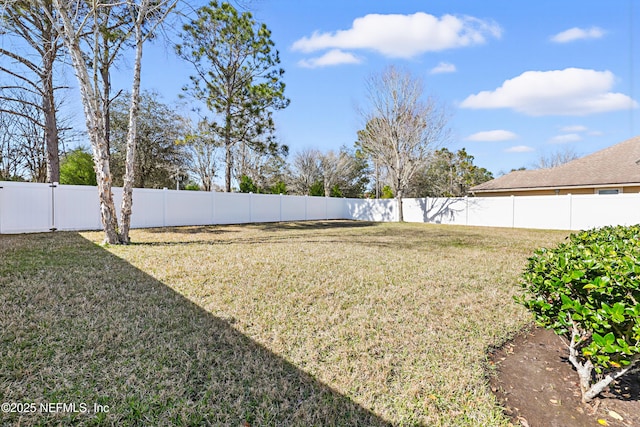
[430,62,457,74]
[465,130,518,141]
[549,133,582,144]
[505,145,534,153]
[460,68,638,116]
[292,13,501,59]
[559,125,588,133]
[297,49,361,68]
[551,26,605,43]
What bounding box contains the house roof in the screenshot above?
[471,136,640,193]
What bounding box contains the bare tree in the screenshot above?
[0,102,23,180]
[534,146,580,169]
[319,149,355,197]
[358,66,450,221]
[179,118,222,192]
[289,148,323,195]
[234,140,287,192]
[0,0,64,182]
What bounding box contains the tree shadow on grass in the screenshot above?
[140,220,380,237]
[0,232,391,426]
[251,220,380,231]
[129,220,383,248]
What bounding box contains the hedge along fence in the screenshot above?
[1,181,640,234]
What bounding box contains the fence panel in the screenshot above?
[250,193,281,223]
[0,181,53,233]
[305,196,328,220]
[571,194,640,230]
[54,184,102,231]
[214,192,251,224]
[513,196,571,230]
[417,198,467,225]
[164,190,213,226]
[465,197,513,227]
[126,188,166,228]
[401,198,425,223]
[345,198,396,222]
[280,195,306,221]
[326,197,346,219]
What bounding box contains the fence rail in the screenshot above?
[1,181,639,234]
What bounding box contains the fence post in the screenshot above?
[50,182,58,231]
[568,193,573,230]
[279,193,283,222]
[211,190,216,225]
[305,195,308,221]
[0,182,3,234]
[511,195,515,228]
[465,196,469,226]
[342,197,347,220]
[162,187,167,227]
[249,192,253,223]
[325,196,328,220]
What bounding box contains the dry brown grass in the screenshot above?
[0,221,568,426]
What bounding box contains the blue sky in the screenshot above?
[94,1,639,175]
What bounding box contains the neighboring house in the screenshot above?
[470,136,640,197]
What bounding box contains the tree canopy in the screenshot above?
[176,0,289,192]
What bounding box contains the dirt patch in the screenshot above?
[490,327,640,427]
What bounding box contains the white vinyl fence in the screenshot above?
[0,181,346,234]
[397,195,640,230]
[1,181,639,234]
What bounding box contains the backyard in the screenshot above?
[0,221,568,426]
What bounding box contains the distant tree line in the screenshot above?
[56,89,493,198]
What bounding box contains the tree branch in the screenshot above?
[0,48,41,75]
[0,108,45,128]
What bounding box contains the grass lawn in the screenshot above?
[0,221,568,426]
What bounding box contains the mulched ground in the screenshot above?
[489,327,640,427]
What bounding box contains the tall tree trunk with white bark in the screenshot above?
[51,0,120,243]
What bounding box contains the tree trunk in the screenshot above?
[566,319,640,403]
[225,143,232,192]
[397,190,404,222]
[101,60,111,154]
[225,100,233,192]
[52,0,119,244]
[42,20,60,183]
[119,13,144,244]
[42,67,59,183]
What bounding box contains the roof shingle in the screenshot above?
[471,136,640,192]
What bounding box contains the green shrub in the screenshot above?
[516,224,640,402]
[239,175,259,193]
[270,181,287,195]
[309,180,324,197]
[60,147,97,186]
[381,185,394,199]
[184,182,201,191]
